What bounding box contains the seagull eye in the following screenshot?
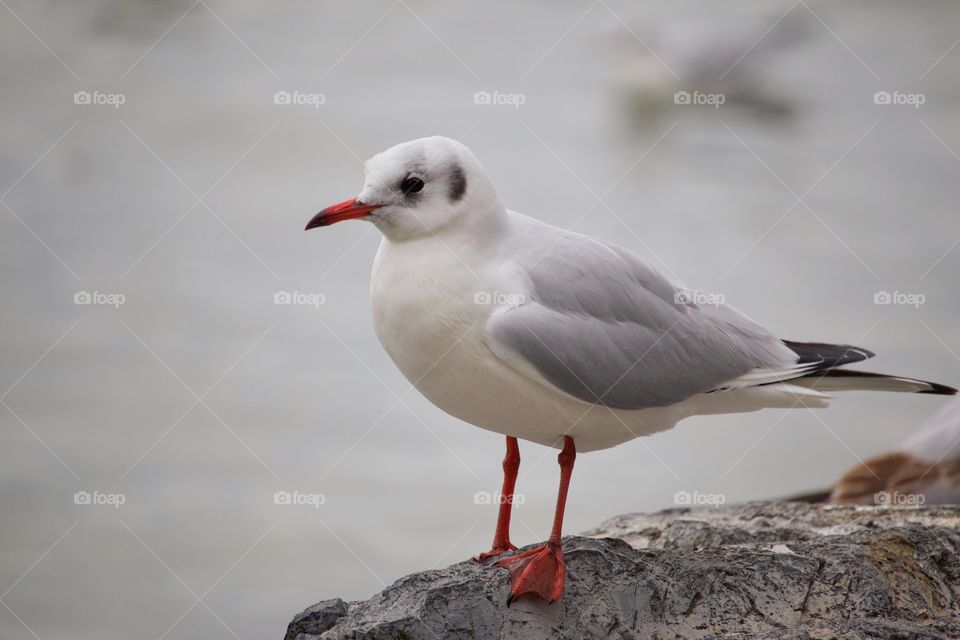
[400,176,425,195]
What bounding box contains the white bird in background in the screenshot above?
[829,397,960,506]
[607,13,810,117]
[305,136,956,603]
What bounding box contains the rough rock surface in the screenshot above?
[286,502,960,639]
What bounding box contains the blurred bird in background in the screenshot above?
[827,397,960,506]
[606,12,810,119]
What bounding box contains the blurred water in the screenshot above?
[1,1,959,638]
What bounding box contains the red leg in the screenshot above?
[474,436,520,561]
[496,436,576,604]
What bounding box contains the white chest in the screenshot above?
[370,240,493,385]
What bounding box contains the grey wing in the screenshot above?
[486,227,800,410]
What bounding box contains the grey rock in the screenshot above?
[286,598,349,639]
[287,502,960,639]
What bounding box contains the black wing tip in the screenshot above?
[812,369,958,395]
[858,346,877,360]
[782,488,833,503]
[781,340,875,370]
[917,381,960,396]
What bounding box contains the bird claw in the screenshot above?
[496,541,565,604]
[472,542,518,563]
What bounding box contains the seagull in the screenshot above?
[606,13,810,118]
[305,135,957,603]
[829,397,960,506]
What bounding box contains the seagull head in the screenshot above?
[306,136,503,241]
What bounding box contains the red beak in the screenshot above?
[305,198,381,230]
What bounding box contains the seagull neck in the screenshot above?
[377,200,509,249]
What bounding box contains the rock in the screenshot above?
[286,502,960,639]
[285,599,349,639]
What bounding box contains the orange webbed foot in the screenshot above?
[496,541,565,604]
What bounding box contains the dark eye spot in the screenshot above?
[449,163,467,202]
[400,176,425,195]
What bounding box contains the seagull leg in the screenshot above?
[496,435,575,604]
[473,436,520,561]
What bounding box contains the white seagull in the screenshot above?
[305,136,956,603]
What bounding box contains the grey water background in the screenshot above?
[1,0,959,638]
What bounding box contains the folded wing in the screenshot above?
[485,226,804,410]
